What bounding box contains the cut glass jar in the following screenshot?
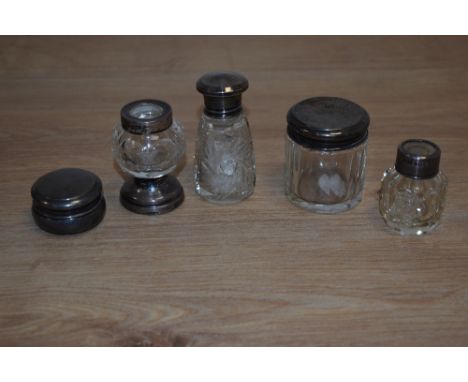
[194,71,255,203]
[379,139,448,235]
[285,97,370,213]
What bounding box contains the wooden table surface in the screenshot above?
[1,36,467,346]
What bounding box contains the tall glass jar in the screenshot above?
[379,139,448,235]
[194,71,255,203]
[285,97,370,213]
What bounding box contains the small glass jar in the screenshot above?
[379,139,448,235]
[194,71,255,203]
[113,100,185,179]
[112,99,186,214]
[285,97,370,213]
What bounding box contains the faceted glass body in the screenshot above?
[194,112,255,203]
[112,121,185,179]
[379,167,448,235]
[285,135,367,213]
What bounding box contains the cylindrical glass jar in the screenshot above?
[379,139,448,235]
[285,97,370,213]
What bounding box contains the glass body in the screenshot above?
[285,135,367,213]
[379,167,448,235]
[194,112,255,203]
[112,121,185,179]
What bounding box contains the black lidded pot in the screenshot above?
[31,168,106,234]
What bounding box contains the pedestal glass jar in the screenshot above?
[285,97,370,213]
[112,99,186,214]
[379,139,447,235]
[194,71,255,203]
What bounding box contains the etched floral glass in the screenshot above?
[194,112,255,203]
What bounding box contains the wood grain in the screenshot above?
[0,36,467,346]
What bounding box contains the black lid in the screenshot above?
[31,168,105,234]
[121,99,173,134]
[395,139,441,179]
[287,97,370,150]
[196,71,249,117]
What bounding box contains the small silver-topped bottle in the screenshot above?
[194,71,255,203]
[379,139,448,235]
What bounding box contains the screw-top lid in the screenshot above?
[395,139,441,179]
[121,99,173,134]
[31,168,106,234]
[287,97,370,150]
[196,71,249,117]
